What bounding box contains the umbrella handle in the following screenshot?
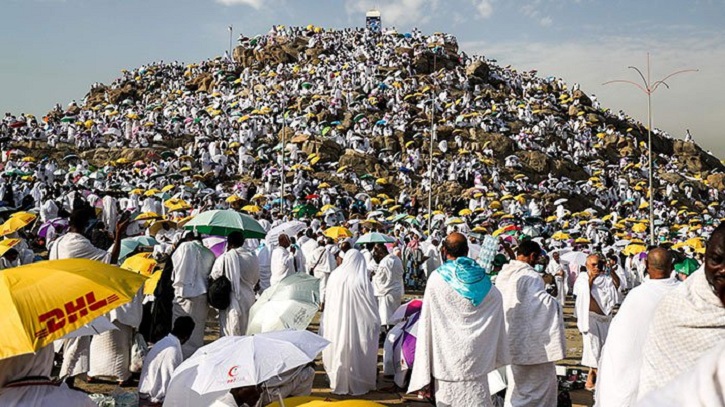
[277,393,286,407]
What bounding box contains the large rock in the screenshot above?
[466,60,490,80]
[412,50,460,74]
[470,130,515,156]
[573,89,592,107]
[339,149,381,176]
[106,83,140,105]
[301,138,343,163]
[516,151,550,174]
[707,173,725,191]
[185,73,214,93]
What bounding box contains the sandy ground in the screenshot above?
[76,293,594,406]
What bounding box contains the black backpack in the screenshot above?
[207,257,232,310]
[208,275,232,310]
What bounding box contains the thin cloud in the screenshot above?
[216,0,264,8]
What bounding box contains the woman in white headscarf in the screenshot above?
[321,249,380,395]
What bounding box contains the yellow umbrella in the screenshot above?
[389,205,401,212]
[575,237,591,244]
[161,185,175,193]
[500,194,513,201]
[135,212,162,221]
[0,239,21,257]
[121,253,157,276]
[382,199,396,206]
[632,223,647,233]
[226,195,242,204]
[0,259,146,359]
[323,226,353,240]
[370,197,381,206]
[318,182,331,189]
[164,198,189,209]
[545,215,558,222]
[459,208,473,216]
[489,201,502,210]
[297,401,386,407]
[551,231,571,241]
[148,220,177,236]
[241,205,262,213]
[376,178,389,185]
[320,204,338,213]
[336,166,349,173]
[0,212,36,236]
[144,189,160,197]
[623,244,647,256]
[143,270,163,296]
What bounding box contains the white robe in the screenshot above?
[171,241,215,358]
[209,247,259,336]
[573,272,618,368]
[307,245,336,303]
[0,381,96,407]
[409,272,509,407]
[269,246,295,287]
[50,232,112,378]
[638,270,725,399]
[88,289,144,381]
[372,254,404,325]
[637,342,725,407]
[322,250,380,396]
[138,334,184,404]
[495,260,566,407]
[596,277,680,407]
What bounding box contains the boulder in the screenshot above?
[573,89,592,107]
[465,60,490,80]
[471,130,515,157]
[107,83,140,105]
[339,149,380,176]
[516,151,550,174]
[707,173,725,191]
[185,73,215,93]
[301,138,343,163]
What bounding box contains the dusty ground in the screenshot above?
[76,293,593,406]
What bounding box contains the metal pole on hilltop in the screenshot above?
[604,53,697,246]
[228,25,233,62]
[281,105,287,214]
[427,48,438,236]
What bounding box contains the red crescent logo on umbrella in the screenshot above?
[228,366,239,377]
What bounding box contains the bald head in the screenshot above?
[646,247,672,280]
[443,232,469,259]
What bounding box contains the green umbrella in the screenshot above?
[184,209,266,238]
[674,258,700,276]
[60,116,75,123]
[301,82,313,89]
[292,204,318,218]
[355,232,395,245]
[119,236,158,263]
[321,126,331,136]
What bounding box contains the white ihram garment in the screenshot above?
[495,260,566,407]
[595,278,679,407]
[270,246,295,287]
[322,250,380,395]
[638,270,725,400]
[209,247,259,336]
[50,232,113,378]
[573,272,618,368]
[409,271,510,407]
[171,241,215,358]
[138,334,184,404]
[372,254,404,325]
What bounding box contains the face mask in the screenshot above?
[534,264,544,273]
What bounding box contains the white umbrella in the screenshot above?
[164,330,330,405]
[554,198,568,206]
[560,251,589,266]
[265,220,306,247]
[246,273,320,335]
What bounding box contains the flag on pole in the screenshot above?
[228,25,233,32]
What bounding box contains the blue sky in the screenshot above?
[1,0,724,157]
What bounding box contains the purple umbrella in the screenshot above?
[203,236,226,257]
[38,218,69,239]
[399,312,420,367]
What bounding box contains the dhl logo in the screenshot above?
[34,291,119,339]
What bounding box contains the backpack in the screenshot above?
[207,256,232,310]
[207,275,232,310]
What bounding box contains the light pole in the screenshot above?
[603,53,697,245]
[427,99,436,235]
[228,26,233,61]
